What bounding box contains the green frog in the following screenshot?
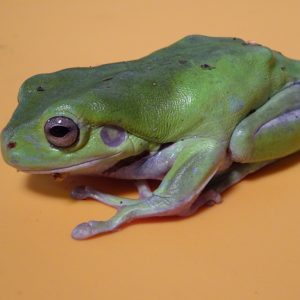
[1,35,300,239]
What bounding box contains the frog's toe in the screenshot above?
[72,220,112,239]
[205,190,222,206]
[72,221,94,239]
[135,180,152,198]
[71,185,90,200]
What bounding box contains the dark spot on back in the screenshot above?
[281,66,286,71]
[36,86,45,92]
[102,77,113,82]
[201,64,215,70]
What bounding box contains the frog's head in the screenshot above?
[2,37,206,174]
[1,66,158,175]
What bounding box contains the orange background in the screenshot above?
[1,0,300,299]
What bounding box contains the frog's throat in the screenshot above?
[20,153,122,174]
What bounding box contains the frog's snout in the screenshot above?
[1,128,20,167]
[1,129,14,150]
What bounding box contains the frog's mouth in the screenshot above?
[21,152,122,175]
[22,157,103,174]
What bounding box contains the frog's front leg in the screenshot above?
[71,180,152,207]
[230,82,300,163]
[71,138,226,239]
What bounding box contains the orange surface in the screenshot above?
[1,1,300,299]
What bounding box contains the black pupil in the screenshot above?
[50,126,70,137]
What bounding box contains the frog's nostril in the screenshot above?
[7,141,17,149]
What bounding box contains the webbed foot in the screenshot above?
[71,181,183,239]
[71,192,186,239]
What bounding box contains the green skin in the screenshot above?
[1,35,300,239]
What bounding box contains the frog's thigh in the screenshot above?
[207,161,274,193]
[230,82,300,163]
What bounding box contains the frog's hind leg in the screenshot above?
[180,160,273,216]
[230,81,300,163]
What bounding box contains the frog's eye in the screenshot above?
[100,126,127,147]
[44,116,79,148]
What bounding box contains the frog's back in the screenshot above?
[143,35,300,81]
[103,35,298,141]
[142,35,270,66]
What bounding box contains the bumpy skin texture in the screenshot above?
[1,35,300,239]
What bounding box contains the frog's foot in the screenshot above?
[71,194,190,240]
[179,189,222,217]
[70,181,171,240]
